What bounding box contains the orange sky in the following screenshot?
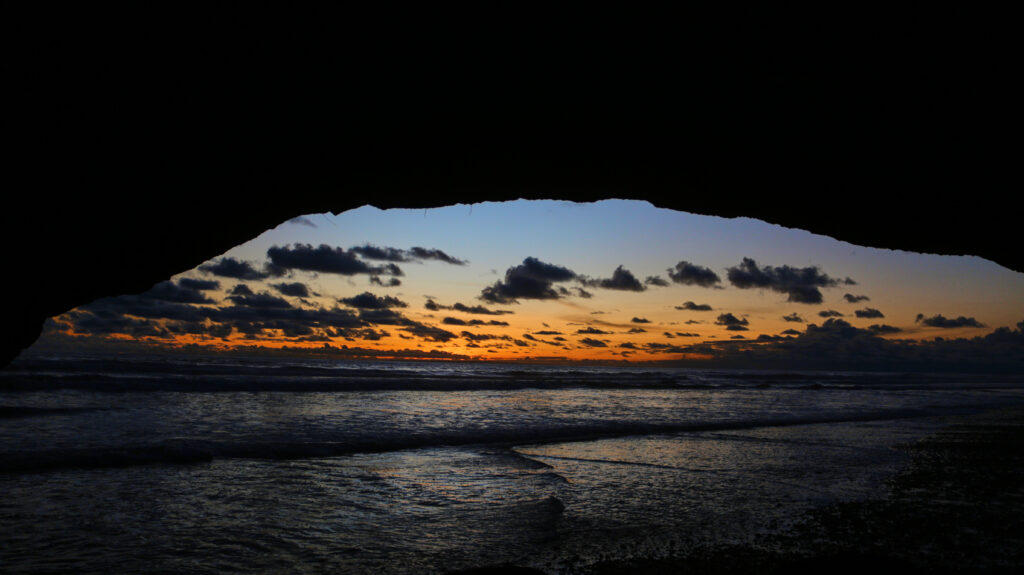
[31,200,1024,366]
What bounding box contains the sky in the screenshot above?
[30,200,1024,369]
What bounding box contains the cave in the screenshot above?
[6,20,1017,367]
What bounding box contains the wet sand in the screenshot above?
[588,406,1024,574]
[451,406,1024,575]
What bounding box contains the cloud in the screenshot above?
[818,310,844,318]
[618,342,637,349]
[287,216,317,227]
[227,291,293,309]
[461,331,512,342]
[627,327,647,333]
[267,244,401,276]
[347,244,468,265]
[271,282,314,298]
[230,284,253,296]
[348,245,409,262]
[844,293,870,303]
[782,313,805,323]
[369,276,402,287]
[400,322,458,342]
[480,257,578,304]
[141,280,215,304]
[726,257,848,304]
[781,329,802,335]
[867,324,902,334]
[576,327,612,335]
[177,278,220,291]
[442,317,468,326]
[408,247,468,265]
[338,292,408,309]
[675,301,713,311]
[644,276,670,287]
[467,319,509,327]
[854,308,885,318]
[667,261,722,287]
[915,314,986,328]
[581,265,646,291]
[578,337,608,347]
[715,313,750,331]
[452,302,513,315]
[631,317,651,323]
[199,257,277,280]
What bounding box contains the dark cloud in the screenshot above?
[667,261,722,288]
[178,278,220,291]
[675,332,699,337]
[855,308,885,319]
[424,298,442,311]
[227,291,293,309]
[618,342,638,349]
[346,245,467,265]
[400,323,458,342]
[675,301,713,311]
[683,318,1024,373]
[631,317,651,324]
[627,327,647,334]
[513,339,530,347]
[461,331,512,342]
[442,317,468,326]
[534,330,563,335]
[408,247,468,265]
[573,287,593,298]
[782,313,805,323]
[844,293,871,303]
[480,257,578,304]
[663,332,675,338]
[915,314,986,328]
[581,265,645,292]
[781,329,803,336]
[230,284,253,296]
[578,338,608,347]
[271,282,313,298]
[369,276,402,287]
[349,245,409,262]
[287,216,317,228]
[452,302,513,315]
[576,327,612,335]
[819,310,844,318]
[356,308,412,325]
[141,281,215,304]
[338,292,408,309]
[726,257,847,304]
[267,244,401,276]
[644,276,670,287]
[198,257,277,280]
[867,324,902,334]
[716,313,750,331]
[466,319,509,327]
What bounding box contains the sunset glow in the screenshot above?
[31,200,1024,368]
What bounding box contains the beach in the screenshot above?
[581,406,1024,574]
[2,355,1023,573]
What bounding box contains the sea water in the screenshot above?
[2,354,1023,573]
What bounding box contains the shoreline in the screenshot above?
[579,405,1024,574]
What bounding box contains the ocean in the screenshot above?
[2,354,1023,573]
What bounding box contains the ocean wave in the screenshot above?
[0,408,936,474]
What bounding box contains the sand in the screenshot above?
[450,406,1024,575]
